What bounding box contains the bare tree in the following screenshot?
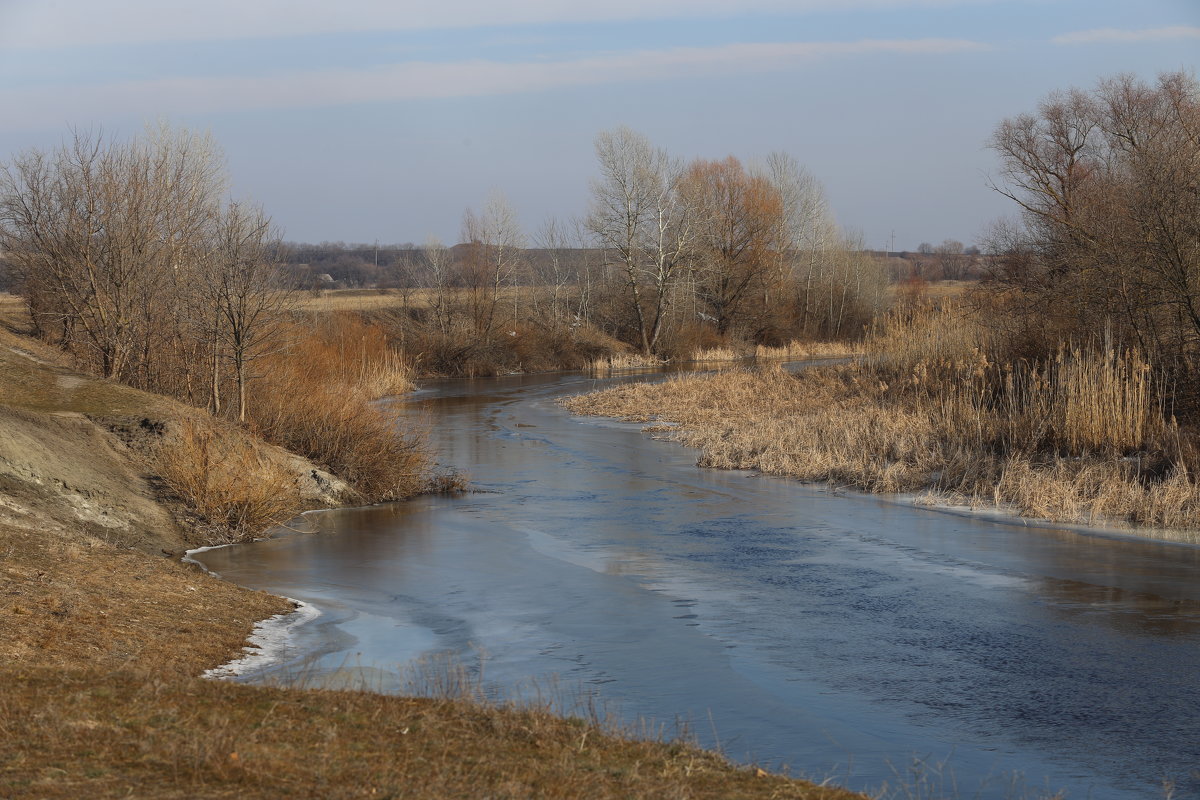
[460,191,526,340]
[760,152,838,335]
[0,125,224,384]
[532,216,573,322]
[588,126,693,354]
[988,70,1200,380]
[204,200,291,422]
[419,235,455,336]
[934,239,966,280]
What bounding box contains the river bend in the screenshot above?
[196,369,1200,799]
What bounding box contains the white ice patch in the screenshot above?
[181,542,233,574]
[203,599,321,680]
[183,543,323,679]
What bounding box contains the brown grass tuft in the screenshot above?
[249,314,432,502]
[690,345,745,362]
[589,352,668,372]
[754,340,861,360]
[155,416,304,542]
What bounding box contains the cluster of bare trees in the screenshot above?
[0,125,289,420]
[394,129,886,371]
[987,71,1200,384]
[390,127,887,371]
[587,127,887,353]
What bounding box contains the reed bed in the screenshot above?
[249,314,432,502]
[566,303,1200,532]
[589,352,668,371]
[689,345,745,362]
[754,340,862,360]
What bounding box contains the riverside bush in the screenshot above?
[248,314,432,502]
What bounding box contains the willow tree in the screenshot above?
[681,156,784,336]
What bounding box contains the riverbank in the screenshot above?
[562,358,1200,535]
[0,323,864,799]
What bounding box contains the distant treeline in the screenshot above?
[281,242,991,290]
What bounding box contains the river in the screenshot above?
[194,367,1200,799]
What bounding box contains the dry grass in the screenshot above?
[297,288,416,313]
[0,290,27,328]
[589,352,669,371]
[250,315,433,502]
[3,666,865,800]
[753,340,861,360]
[297,287,531,314]
[280,312,415,399]
[154,417,305,542]
[565,303,1200,534]
[1,511,862,800]
[690,345,746,362]
[0,325,171,417]
[885,279,976,300]
[0,522,289,679]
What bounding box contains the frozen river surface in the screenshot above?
[196,369,1200,799]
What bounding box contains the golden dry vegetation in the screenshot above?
[565,303,1200,537]
[0,290,26,326]
[295,286,528,314]
[247,314,438,503]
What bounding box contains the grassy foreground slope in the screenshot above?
[0,316,863,799]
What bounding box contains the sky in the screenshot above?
[0,1,1197,251]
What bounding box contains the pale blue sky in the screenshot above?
[1,0,1197,250]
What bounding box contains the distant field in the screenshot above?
[301,281,976,314]
[296,286,543,313]
[297,288,418,312]
[6,285,973,320]
[889,279,976,299]
[0,292,27,327]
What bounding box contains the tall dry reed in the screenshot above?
[589,352,667,371]
[754,340,861,360]
[249,314,432,502]
[155,416,302,541]
[689,345,744,362]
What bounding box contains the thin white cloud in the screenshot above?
[0,38,989,131]
[1051,25,1200,45]
[0,0,995,49]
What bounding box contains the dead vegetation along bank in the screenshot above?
[563,306,1200,534]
